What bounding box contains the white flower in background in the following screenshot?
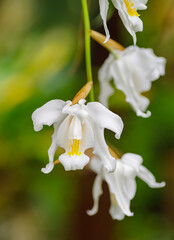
[88,153,165,220]
[32,99,123,173]
[99,0,148,44]
[99,46,166,118]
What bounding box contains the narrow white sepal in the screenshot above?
[99,0,110,43]
[87,175,103,216]
[138,166,166,188]
[41,162,54,174]
[137,110,151,118]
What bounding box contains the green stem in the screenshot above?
[81,0,94,102]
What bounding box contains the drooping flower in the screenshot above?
[32,99,123,173]
[99,0,148,44]
[99,45,166,118]
[88,153,165,220]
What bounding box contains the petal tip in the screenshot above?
[103,34,110,44]
[41,163,54,174]
[160,181,166,188]
[137,110,151,118]
[34,125,42,132]
[86,209,96,216]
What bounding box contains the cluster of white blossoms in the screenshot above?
[32,95,165,220]
[32,0,166,220]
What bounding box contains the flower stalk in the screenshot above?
[81,0,94,102]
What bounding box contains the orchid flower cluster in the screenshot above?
[32,0,166,220]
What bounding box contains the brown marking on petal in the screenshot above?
[90,30,125,51]
[71,81,93,105]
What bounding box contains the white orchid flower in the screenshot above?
[32,99,123,173]
[99,0,148,44]
[88,153,165,220]
[99,46,166,118]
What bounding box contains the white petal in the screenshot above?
[87,102,123,139]
[124,46,166,92]
[124,178,137,200]
[41,117,66,174]
[87,175,103,216]
[118,154,141,199]
[105,161,134,216]
[121,153,143,173]
[89,157,102,175]
[99,0,110,42]
[98,54,115,107]
[80,119,94,150]
[138,166,166,188]
[59,153,89,171]
[112,0,148,44]
[68,116,82,140]
[90,122,116,172]
[133,0,148,9]
[56,115,72,149]
[110,59,151,117]
[41,162,54,174]
[109,201,125,220]
[112,1,142,45]
[32,100,66,131]
[117,8,140,45]
[137,109,151,118]
[62,100,88,121]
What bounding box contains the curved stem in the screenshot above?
[81,0,94,102]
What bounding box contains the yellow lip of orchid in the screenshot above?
[124,0,139,17]
[68,139,81,156]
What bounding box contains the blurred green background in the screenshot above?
[0,0,173,239]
